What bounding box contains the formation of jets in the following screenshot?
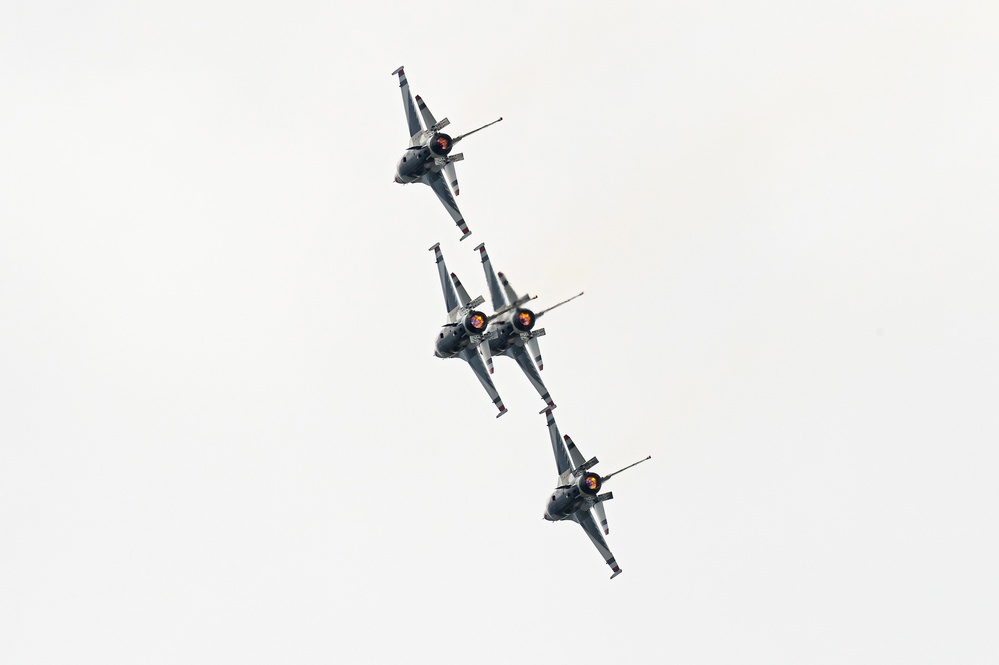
[393,67,650,579]
[392,66,502,241]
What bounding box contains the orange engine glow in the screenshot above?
[585,476,598,490]
[469,314,485,329]
[436,137,450,151]
[518,311,533,327]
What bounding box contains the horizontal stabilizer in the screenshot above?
[469,329,498,347]
[577,456,599,473]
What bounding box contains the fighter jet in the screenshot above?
[472,242,583,413]
[392,66,502,241]
[542,409,651,579]
[430,243,508,418]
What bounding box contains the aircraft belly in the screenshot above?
[398,155,430,181]
[435,332,466,358]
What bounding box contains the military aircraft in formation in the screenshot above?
[542,409,651,578]
[429,242,508,418]
[474,242,583,413]
[392,66,503,241]
[404,68,649,578]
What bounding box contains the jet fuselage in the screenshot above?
[394,132,454,184]
[485,307,537,355]
[433,309,488,358]
[433,325,469,358]
[543,471,602,521]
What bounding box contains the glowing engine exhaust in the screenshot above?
[577,472,602,496]
[512,308,536,332]
[462,310,487,334]
[429,133,453,157]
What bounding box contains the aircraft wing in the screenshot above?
[392,66,423,139]
[508,345,555,411]
[544,409,573,476]
[474,243,507,311]
[458,346,508,418]
[424,171,471,240]
[572,508,623,579]
[430,243,458,314]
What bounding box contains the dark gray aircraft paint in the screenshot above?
[473,242,583,413]
[391,66,502,241]
[542,409,650,579]
[429,243,508,418]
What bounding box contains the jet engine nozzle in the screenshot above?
[511,307,536,333]
[429,132,454,157]
[462,310,488,334]
[577,472,602,496]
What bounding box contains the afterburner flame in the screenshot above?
[518,311,533,327]
[469,313,485,329]
[585,475,598,490]
[436,137,450,151]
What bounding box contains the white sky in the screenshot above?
[1,1,997,663]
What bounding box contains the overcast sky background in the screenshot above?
[2,1,997,663]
